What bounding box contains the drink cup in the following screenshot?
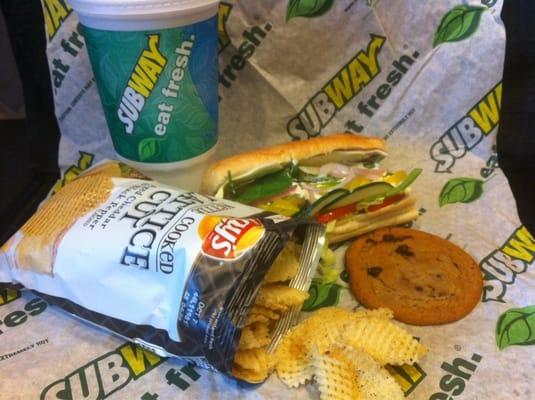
[69,0,220,190]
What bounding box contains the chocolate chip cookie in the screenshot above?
[345,227,483,325]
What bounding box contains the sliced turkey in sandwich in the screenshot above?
[200,133,421,243]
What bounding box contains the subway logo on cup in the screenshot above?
[198,216,265,260]
[84,16,218,163]
[118,34,168,135]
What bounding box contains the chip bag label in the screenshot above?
[0,162,324,376]
[200,216,265,260]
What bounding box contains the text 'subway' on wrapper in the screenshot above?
[0,161,325,379]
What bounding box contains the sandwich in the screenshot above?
[200,133,421,243]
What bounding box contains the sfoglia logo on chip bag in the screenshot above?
[198,216,265,260]
[117,34,168,135]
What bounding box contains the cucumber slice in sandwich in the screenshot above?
[324,182,394,211]
[297,189,349,217]
[312,168,423,214]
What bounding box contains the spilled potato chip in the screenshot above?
[341,315,427,366]
[351,347,404,400]
[273,307,427,399]
[312,345,362,400]
[313,344,404,400]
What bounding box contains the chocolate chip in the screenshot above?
[395,244,415,257]
[367,266,383,278]
[415,286,423,292]
[383,234,412,243]
[383,234,396,242]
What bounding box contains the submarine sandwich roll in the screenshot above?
[201,134,421,243]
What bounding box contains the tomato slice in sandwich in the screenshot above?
[315,193,406,224]
[316,204,357,224]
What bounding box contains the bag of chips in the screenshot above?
[0,161,325,379]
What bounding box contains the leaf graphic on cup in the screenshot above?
[433,5,486,47]
[496,305,535,350]
[138,137,162,161]
[286,0,335,22]
[438,177,484,207]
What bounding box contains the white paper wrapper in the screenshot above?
[2,0,534,399]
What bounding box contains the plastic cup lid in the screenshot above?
[69,0,219,19]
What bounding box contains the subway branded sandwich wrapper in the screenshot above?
[0,161,325,377]
[4,1,534,399]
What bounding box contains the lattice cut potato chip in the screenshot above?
[255,284,309,312]
[312,345,361,400]
[274,336,312,387]
[234,347,274,373]
[313,344,404,400]
[263,241,300,283]
[232,243,306,384]
[274,356,315,388]
[342,315,428,365]
[276,306,354,359]
[352,347,404,400]
[238,322,271,350]
[245,313,270,326]
[274,307,352,387]
[250,305,280,321]
[232,364,270,384]
[273,306,427,398]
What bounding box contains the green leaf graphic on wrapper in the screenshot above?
[433,5,486,47]
[286,0,335,21]
[496,306,535,350]
[302,278,342,312]
[138,138,162,161]
[438,177,484,207]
